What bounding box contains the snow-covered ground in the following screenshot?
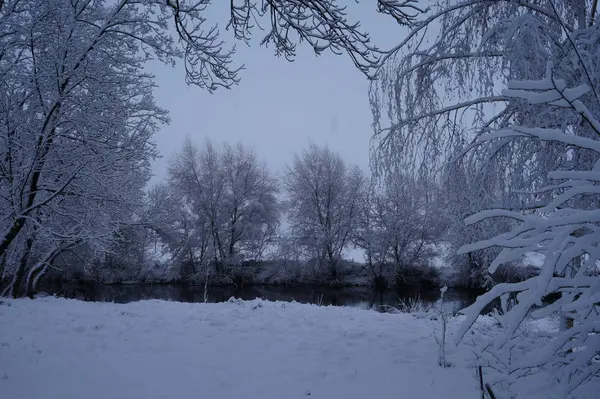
[0,297,555,399]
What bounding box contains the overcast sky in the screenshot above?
[146,3,402,184]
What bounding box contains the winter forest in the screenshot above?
[1,1,599,399]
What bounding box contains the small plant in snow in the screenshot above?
[396,295,430,314]
[316,292,324,307]
[227,297,243,306]
[434,286,453,368]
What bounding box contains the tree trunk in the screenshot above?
[26,262,45,299]
[25,247,65,298]
[330,266,338,280]
[0,121,57,260]
[327,247,338,280]
[10,236,35,298]
[188,248,196,275]
[0,252,5,285]
[0,218,25,260]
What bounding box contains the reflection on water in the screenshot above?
[43,283,479,313]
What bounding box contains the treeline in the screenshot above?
[42,140,536,292]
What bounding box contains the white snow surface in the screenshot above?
[0,297,483,399]
[0,297,558,399]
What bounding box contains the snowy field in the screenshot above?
[0,297,558,399]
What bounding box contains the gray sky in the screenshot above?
[146,3,402,184]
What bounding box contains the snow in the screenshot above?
[1,297,573,399]
[523,251,545,268]
[527,313,560,334]
[0,297,489,399]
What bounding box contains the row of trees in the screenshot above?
[123,140,451,288]
[85,138,522,290]
[2,112,523,292]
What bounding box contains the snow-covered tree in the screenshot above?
[442,149,519,288]
[0,0,162,296]
[456,64,600,399]
[371,2,600,397]
[168,139,280,275]
[352,186,392,286]
[370,0,594,176]
[141,183,204,280]
[354,172,445,287]
[284,143,366,280]
[370,0,599,268]
[221,143,280,263]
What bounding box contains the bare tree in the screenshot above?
[352,186,391,286]
[284,143,365,280]
[354,172,445,287]
[168,139,280,277]
[169,139,226,272]
[221,143,280,264]
[142,183,207,280]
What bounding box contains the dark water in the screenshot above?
[43,283,478,313]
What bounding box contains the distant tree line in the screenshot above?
[30,138,533,293]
